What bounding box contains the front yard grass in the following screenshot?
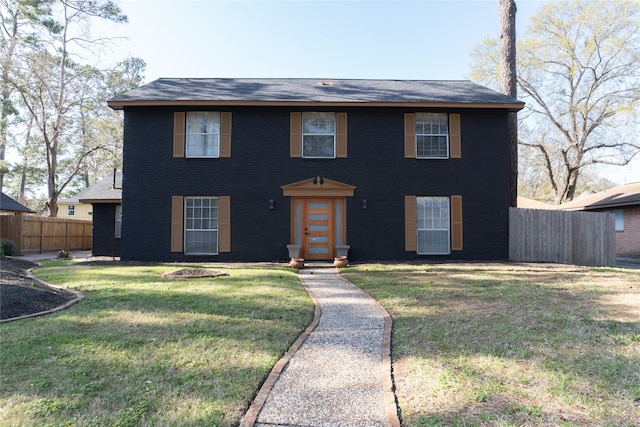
[342,263,640,427]
[0,261,314,426]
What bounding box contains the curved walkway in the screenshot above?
[241,265,400,427]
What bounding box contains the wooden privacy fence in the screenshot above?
[0,215,91,254]
[509,208,616,267]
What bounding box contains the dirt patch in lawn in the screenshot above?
[0,257,79,321]
[161,268,229,279]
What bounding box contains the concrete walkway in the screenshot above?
[241,265,400,427]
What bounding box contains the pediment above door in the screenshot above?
[281,176,356,197]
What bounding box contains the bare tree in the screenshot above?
[11,0,126,215]
[471,0,640,203]
[79,57,145,186]
[0,0,53,192]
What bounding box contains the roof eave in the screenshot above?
[1,208,35,213]
[79,198,121,204]
[108,99,525,112]
[581,200,640,210]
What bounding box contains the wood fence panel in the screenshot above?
[22,217,44,252]
[0,215,91,254]
[0,216,22,247]
[41,219,67,251]
[510,208,615,267]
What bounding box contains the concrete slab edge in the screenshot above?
[0,268,84,324]
[239,270,323,427]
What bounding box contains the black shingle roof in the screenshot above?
[108,78,524,110]
[77,171,122,204]
[1,192,35,213]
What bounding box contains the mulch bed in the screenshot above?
[0,258,77,320]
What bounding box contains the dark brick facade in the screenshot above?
[91,204,121,257]
[121,106,510,262]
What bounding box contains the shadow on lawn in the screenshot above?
[344,263,640,426]
[2,265,314,426]
[4,350,273,426]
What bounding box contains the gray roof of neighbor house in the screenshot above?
[1,192,35,213]
[517,196,553,210]
[76,171,122,204]
[556,182,640,211]
[108,78,525,110]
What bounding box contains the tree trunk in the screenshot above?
[18,166,27,204]
[566,170,579,202]
[17,118,33,205]
[499,0,518,207]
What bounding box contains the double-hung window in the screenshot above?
[186,112,220,158]
[67,205,75,216]
[416,113,449,158]
[416,196,450,254]
[184,197,218,255]
[115,205,122,238]
[302,112,336,158]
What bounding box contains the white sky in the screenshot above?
[101,0,543,81]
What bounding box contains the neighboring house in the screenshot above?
[0,192,35,215]
[108,78,524,262]
[517,196,552,210]
[77,171,122,257]
[556,182,640,258]
[58,195,92,220]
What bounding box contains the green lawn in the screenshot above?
[342,263,640,426]
[0,261,314,426]
[3,261,639,426]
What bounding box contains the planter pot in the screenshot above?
[334,256,349,268]
[287,244,301,259]
[335,245,350,257]
[289,258,304,269]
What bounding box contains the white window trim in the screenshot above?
[416,112,449,159]
[302,112,336,159]
[185,112,221,159]
[416,196,451,255]
[184,196,219,255]
[67,205,75,216]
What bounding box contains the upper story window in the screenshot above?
[186,112,220,158]
[302,112,336,158]
[416,113,449,158]
[67,205,75,216]
[405,113,460,159]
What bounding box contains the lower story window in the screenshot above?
[417,196,450,254]
[67,205,75,216]
[614,209,624,231]
[184,197,218,255]
[115,205,122,238]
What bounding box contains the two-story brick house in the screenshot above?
[107,78,523,262]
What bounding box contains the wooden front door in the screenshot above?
[292,198,346,260]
